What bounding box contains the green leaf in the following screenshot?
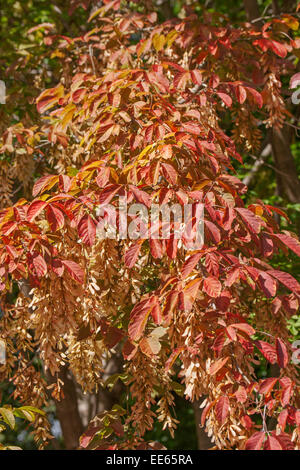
[170,381,185,397]
[14,409,35,422]
[19,405,46,416]
[0,407,15,429]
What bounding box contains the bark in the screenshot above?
[242,142,272,187]
[271,126,300,205]
[243,0,260,22]
[272,0,280,15]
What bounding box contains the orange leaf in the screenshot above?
[209,356,229,375]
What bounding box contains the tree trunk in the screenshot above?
[47,367,84,450]
[243,0,260,21]
[193,399,213,450]
[271,126,300,205]
[243,0,300,225]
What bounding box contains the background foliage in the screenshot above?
[0,0,299,450]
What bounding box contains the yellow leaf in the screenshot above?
[282,15,299,31]
[82,160,105,171]
[193,180,211,190]
[137,38,150,57]
[166,30,178,48]
[152,34,166,52]
[88,7,104,22]
[60,104,76,130]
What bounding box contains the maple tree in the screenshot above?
[0,0,300,450]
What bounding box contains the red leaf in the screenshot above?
[245,87,263,108]
[235,386,247,404]
[265,435,282,450]
[166,236,178,259]
[27,200,48,222]
[98,184,120,205]
[235,207,261,234]
[269,40,287,58]
[110,420,124,437]
[123,340,137,360]
[151,299,162,324]
[236,85,247,104]
[275,433,294,450]
[203,276,221,298]
[213,333,227,355]
[128,297,154,341]
[72,88,87,103]
[104,327,123,348]
[62,260,84,284]
[255,340,277,364]
[129,185,151,208]
[96,167,110,188]
[258,377,278,395]
[231,323,255,336]
[276,338,288,368]
[46,205,64,232]
[36,85,63,113]
[241,415,253,430]
[173,71,189,89]
[204,221,221,244]
[258,271,277,298]
[278,409,288,430]
[32,175,58,197]
[149,239,163,259]
[216,291,231,312]
[58,175,71,193]
[215,396,229,424]
[273,233,300,257]
[279,377,293,407]
[181,253,201,278]
[27,22,54,34]
[190,69,202,85]
[225,267,240,287]
[254,39,287,58]
[80,426,101,449]
[162,290,179,321]
[268,270,300,293]
[261,232,274,257]
[98,125,114,143]
[161,163,177,185]
[217,92,232,107]
[245,431,265,450]
[78,214,96,246]
[52,259,64,277]
[209,73,220,88]
[205,252,219,277]
[180,122,201,135]
[32,253,47,278]
[165,347,185,372]
[125,242,142,268]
